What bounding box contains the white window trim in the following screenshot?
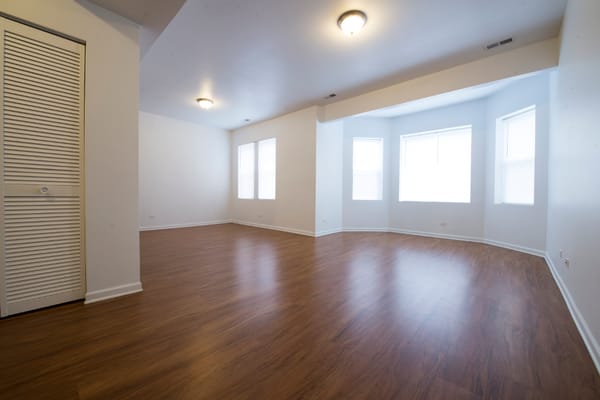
[237,138,277,200]
[399,124,472,140]
[237,142,255,200]
[352,137,384,201]
[258,138,276,200]
[494,105,536,206]
[399,125,472,204]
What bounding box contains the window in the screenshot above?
[399,126,472,203]
[495,106,536,205]
[258,138,276,199]
[237,142,255,199]
[352,137,384,200]
[237,138,276,200]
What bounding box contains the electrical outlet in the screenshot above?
[564,258,571,268]
[440,222,448,227]
[559,249,564,258]
[149,215,156,220]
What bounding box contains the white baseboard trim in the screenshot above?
[343,227,391,233]
[544,254,600,375]
[139,220,232,231]
[314,228,344,237]
[388,227,483,244]
[483,238,545,257]
[85,282,143,304]
[233,223,546,259]
[326,227,546,258]
[231,220,314,237]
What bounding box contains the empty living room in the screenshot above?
[1,0,599,399]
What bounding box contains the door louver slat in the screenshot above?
[1,18,85,317]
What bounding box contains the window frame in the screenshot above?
[237,138,277,200]
[494,105,536,206]
[398,125,472,204]
[257,138,277,200]
[352,137,384,201]
[237,142,256,200]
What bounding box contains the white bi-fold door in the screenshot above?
[0,17,85,317]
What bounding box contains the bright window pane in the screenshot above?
[399,126,471,203]
[506,111,536,160]
[237,142,255,199]
[352,138,383,200]
[496,107,536,204]
[503,161,535,204]
[258,138,276,199]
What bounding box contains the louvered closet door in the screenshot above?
[0,17,85,317]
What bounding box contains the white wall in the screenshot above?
[231,107,318,235]
[315,120,343,235]
[1,0,142,301]
[322,39,559,121]
[390,100,487,239]
[139,112,230,230]
[342,118,392,230]
[326,74,550,254]
[484,74,550,253]
[546,0,600,371]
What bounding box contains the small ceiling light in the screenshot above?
[337,10,367,35]
[196,98,214,109]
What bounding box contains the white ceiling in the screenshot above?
[135,0,566,130]
[358,72,540,118]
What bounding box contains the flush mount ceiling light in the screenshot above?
[196,97,214,109]
[337,10,367,35]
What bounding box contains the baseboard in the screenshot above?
[388,227,483,244]
[544,254,600,375]
[343,227,391,233]
[314,228,344,237]
[484,238,545,257]
[318,226,482,244]
[85,282,143,304]
[231,220,314,237]
[387,229,544,257]
[139,220,232,231]
[230,222,545,259]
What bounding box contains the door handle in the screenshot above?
[40,186,49,194]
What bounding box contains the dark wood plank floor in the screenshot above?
[1,224,599,399]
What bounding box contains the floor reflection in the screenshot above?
[346,250,383,312]
[233,238,278,298]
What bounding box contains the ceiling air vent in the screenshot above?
[486,37,513,50]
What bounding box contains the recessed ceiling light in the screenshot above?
[196,98,214,109]
[337,10,367,36]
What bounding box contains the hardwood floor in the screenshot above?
[1,224,599,399]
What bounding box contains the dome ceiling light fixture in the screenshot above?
[337,10,367,36]
[196,97,214,110]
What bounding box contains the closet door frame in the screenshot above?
[0,16,86,316]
